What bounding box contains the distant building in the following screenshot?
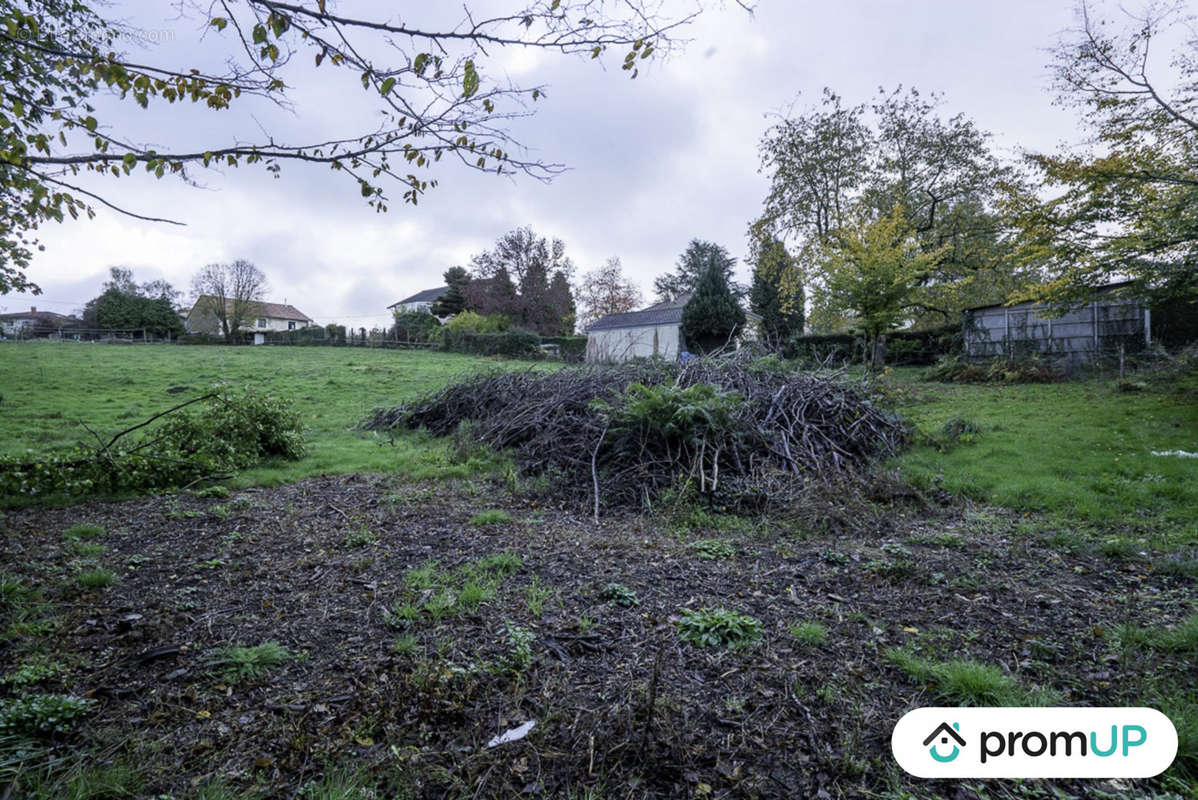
[963,282,1151,363]
[388,287,448,314]
[186,297,314,337]
[0,306,81,338]
[584,293,760,363]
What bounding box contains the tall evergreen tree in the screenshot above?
[748,226,805,348]
[431,266,470,317]
[654,240,740,302]
[681,259,746,354]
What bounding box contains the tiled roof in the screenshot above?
[190,296,312,322]
[390,286,448,306]
[586,306,686,332]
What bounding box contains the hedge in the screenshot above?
[783,324,962,366]
[441,328,542,357]
[540,336,588,363]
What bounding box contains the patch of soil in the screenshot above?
[0,476,1191,798]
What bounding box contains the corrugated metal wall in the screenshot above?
[964,297,1149,362]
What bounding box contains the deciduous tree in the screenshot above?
[1007,0,1198,308]
[190,260,267,342]
[577,257,643,330]
[815,204,947,368]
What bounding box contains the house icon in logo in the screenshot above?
[923,722,966,762]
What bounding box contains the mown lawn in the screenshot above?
[889,368,1198,546]
[0,341,542,492]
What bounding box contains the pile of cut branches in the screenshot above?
[363,353,908,514]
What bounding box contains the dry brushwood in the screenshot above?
[361,352,909,513]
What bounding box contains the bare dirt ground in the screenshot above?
[1,474,1192,798]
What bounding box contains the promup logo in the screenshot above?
[893,707,1177,778]
[923,721,965,763]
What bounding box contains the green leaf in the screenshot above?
[209,17,228,31]
[251,24,267,44]
[121,152,137,171]
[380,77,396,96]
[462,59,479,99]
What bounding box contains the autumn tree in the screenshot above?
[1,0,715,295]
[748,223,804,348]
[1007,0,1198,308]
[815,205,947,369]
[654,240,740,302]
[190,259,268,342]
[758,86,1021,326]
[577,257,643,329]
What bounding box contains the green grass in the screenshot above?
[788,621,828,646]
[60,523,104,540]
[1117,613,1198,653]
[208,641,293,683]
[892,369,1198,542]
[885,647,1059,706]
[469,509,511,526]
[76,568,118,589]
[0,342,545,495]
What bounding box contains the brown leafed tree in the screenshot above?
[577,257,643,330]
[190,260,268,342]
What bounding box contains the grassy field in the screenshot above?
[890,368,1198,546]
[0,341,541,491]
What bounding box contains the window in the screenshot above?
[288,321,296,330]
[257,318,267,328]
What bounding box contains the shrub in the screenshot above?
[0,386,305,499]
[675,607,763,650]
[0,693,93,737]
[441,328,541,358]
[924,354,1062,384]
[600,583,639,607]
[391,310,441,343]
[689,538,736,560]
[445,311,511,334]
[540,336,588,363]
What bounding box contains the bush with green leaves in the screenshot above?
[0,385,305,499]
[0,693,94,738]
[675,607,763,650]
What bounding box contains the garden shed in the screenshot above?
[963,283,1150,363]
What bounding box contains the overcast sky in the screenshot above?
[8,0,1097,329]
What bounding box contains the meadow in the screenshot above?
[0,342,540,491]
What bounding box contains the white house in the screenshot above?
[0,306,81,337]
[186,296,314,338]
[388,287,448,314]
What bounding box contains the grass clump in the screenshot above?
[1118,614,1198,653]
[76,568,118,589]
[676,607,763,651]
[61,523,104,540]
[470,509,511,526]
[788,621,829,647]
[393,634,418,655]
[470,551,523,576]
[885,647,1056,706]
[208,641,293,683]
[194,485,231,499]
[689,538,736,561]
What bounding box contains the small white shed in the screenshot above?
[585,295,691,363]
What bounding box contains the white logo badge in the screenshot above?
[892,707,1178,778]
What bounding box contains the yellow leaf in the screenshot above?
[902,626,919,633]
[195,710,211,719]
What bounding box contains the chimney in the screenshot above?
[30,306,36,313]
